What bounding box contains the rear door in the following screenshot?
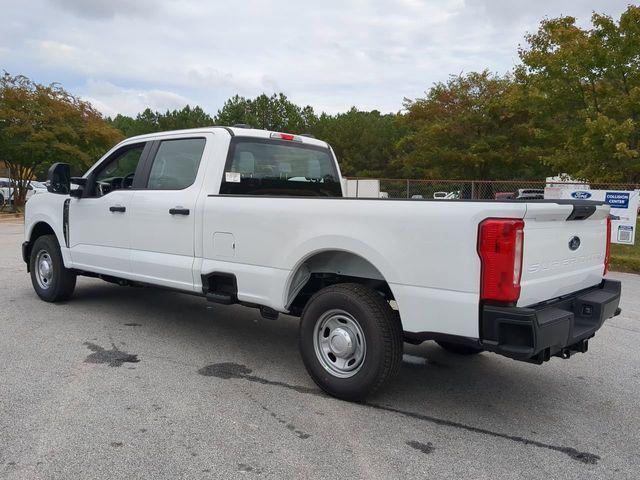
[518,202,609,306]
[128,135,208,291]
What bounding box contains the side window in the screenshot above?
[147,138,206,190]
[93,143,146,197]
[220,140,341,197]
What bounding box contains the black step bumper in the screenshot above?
[481,279,621,363]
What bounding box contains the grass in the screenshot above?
[610,219,640,273]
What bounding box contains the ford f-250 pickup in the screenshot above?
[22,126,621,400]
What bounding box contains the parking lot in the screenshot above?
[1,218,639,479]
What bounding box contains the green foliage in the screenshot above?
[310,108,406,177]
[0,73,123,205]
[4,6,640,190]
[107,105,213,137]
[393,71,550,180]
[516,6,640,182]
[214,93,317,133]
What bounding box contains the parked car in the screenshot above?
[494,192,515,200]
[22,127,621,401]
[0,178,45,205]
[0,178,10,206]
[433,191,460,199]
[30,181,48,192]
[516,188,545,200]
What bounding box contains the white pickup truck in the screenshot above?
[23,126,621,400]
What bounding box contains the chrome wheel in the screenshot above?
[35,250,53,290]
[313,309,366,378]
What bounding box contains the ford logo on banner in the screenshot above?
[571,191,592,199]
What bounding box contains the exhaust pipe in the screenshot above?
[559,348,572,359]
[556,339,589,360]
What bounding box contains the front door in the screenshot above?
[69,142,148,276]
[129,136,207,291]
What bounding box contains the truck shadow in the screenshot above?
[70,278,595,405]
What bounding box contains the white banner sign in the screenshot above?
[544,188,639,245]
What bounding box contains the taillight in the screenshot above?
[604,216,612,275]
[270,132,301,142]
[478,218,525,303]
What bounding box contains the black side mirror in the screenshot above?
[69,177,87,198]
[46,163,71,194]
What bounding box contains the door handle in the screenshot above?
[109,205,126,213]
[169,207,190,215]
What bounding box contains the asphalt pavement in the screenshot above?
[1,218,639,479]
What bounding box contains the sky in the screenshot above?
[0,0,633,117]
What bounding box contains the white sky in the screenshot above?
[0,0,632,117]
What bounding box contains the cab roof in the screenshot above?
[124,126,329,149]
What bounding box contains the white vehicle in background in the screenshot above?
[1,178,46,206]
[21,126,621,401]
[0,178,10,206]
[433,190,460,199]
[30,181,48,194]
[516,188,545,200]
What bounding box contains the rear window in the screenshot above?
[147,138,206,190]
[220,139,342,197]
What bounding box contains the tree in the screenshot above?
[214,93,317,133]
[0,73,123,205]
[394,71,549,180]
[517,6,640,182]
[310,108,406,177]
[108,105,214,137]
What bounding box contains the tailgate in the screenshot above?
[518,202,609,307]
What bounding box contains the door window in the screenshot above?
[92,143,146,197]
[146,138,206,190]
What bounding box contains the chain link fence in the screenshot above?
[344,178,640,199]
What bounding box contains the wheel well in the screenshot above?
[287,250,395,316]
[29,222,56,243]
[25,222,56,263]
[25,222,56,258]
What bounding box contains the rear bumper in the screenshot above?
[481,279,621,363]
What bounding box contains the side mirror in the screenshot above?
[46,163,71,195]
[69,177,87,198]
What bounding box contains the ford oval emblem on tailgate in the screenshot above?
[569,236,581,251]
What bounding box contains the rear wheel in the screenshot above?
[436,340,483,355]
[299,283,403,401]
[29,234,76,302]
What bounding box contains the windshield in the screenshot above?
[220,139,342,197]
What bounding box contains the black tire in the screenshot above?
[0,193,4,207]
[436,340,483,355]
[29,234,76,302]
[299,283,403,401]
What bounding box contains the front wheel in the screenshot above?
[299,283,403,401]
[29,234,77,302]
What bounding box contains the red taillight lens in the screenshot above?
[478,218,525,303]
[604,216,612,275]
[270,132,299,141]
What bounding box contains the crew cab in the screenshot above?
[22,126,621,400]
